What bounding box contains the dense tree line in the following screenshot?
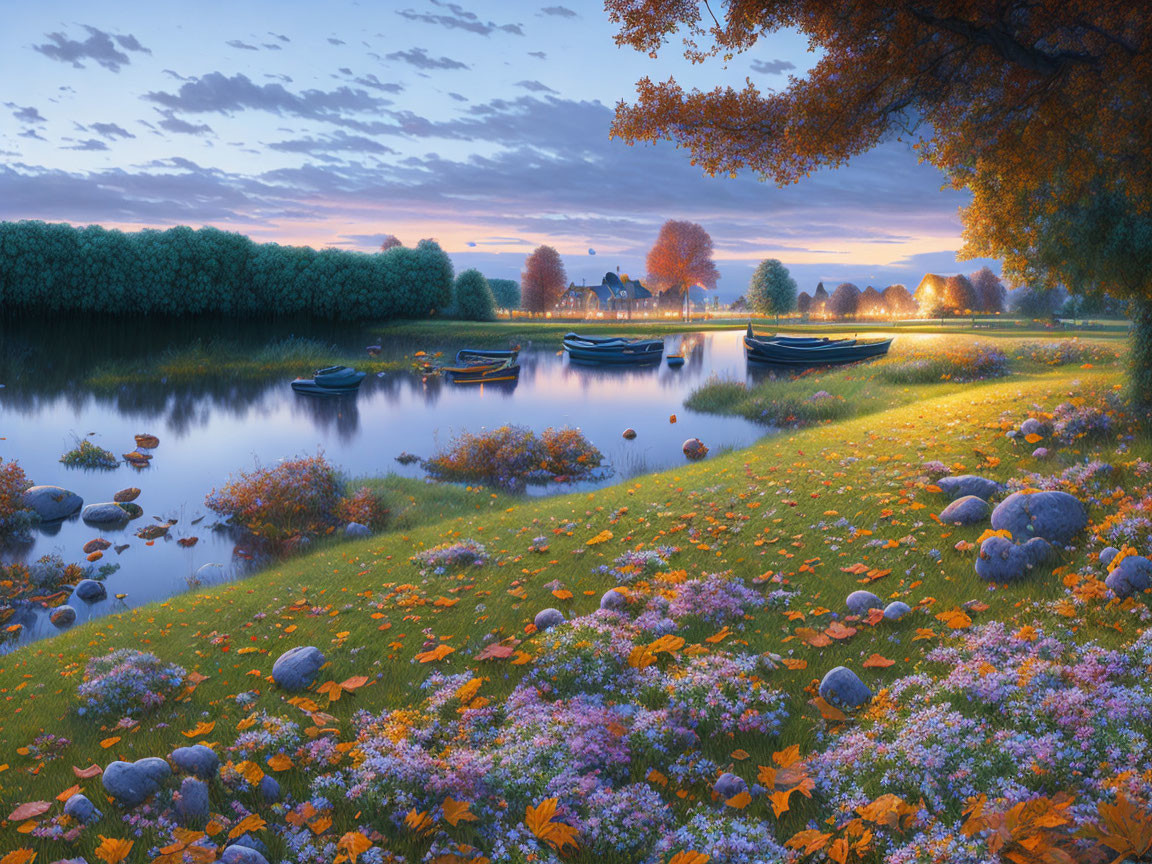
[0,221,454,320]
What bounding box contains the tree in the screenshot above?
[607,2,1152,404]
[882,284,917,317]
[645,220,719,317]
[811,282,829,317]
[796,291,812,316]
[970,266,1006,313]
[488,278,520,309]
[521,245,566,314]
[859,285,883,316]
[379,235,402,252]
[828,283,860,318]
[1010,283,1066,318]
[942,275,978,315]
[746,258,796,322]
[730,294,749,312]
[454,269,496,321]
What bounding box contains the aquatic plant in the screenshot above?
[76,649,187,718]
[59,438,119,469]
[333,485,389,529]
[422,425,607,491]
[0,458,34,541]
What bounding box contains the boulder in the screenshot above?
[1105,555,1152,599]
[1100,546,1121,567]
[345,522,371,538]
[82,503,131,525]
[21,485,82,521]
[975,535,1032,583]
[272,646,325,691]
[169,744,219,779]
[883,601,911,621]
[599,588,626,611]
[991,490,1087,545]
[102,757,171,807]
[221,846,269,864]
[845,590,883,616]
[1022,537,1053,567]
[50,605,77,627]
[682,438,708,460]
[713,772,748,800]
[938,495,990,526]
[1020,418,1046,437]
[226,835,269,858]
[83,538,111,554]
[819,666,872,712]
[176,776,210,825]
[1032,447,1050,460]
[73,579,107,602]
[622,428,637,440]
[936,475,1002,502]
[534,608,565,631]
[113,487,141,503]
[63,792,102,824]
[259,775,281,803]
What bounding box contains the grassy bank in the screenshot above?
[1,355,1147,862]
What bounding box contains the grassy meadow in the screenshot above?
[0,328,1149,864]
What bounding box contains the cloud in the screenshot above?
[32,25,150,72]
[261,43,283,51]
[750,59,796,75]
[397,1,523,36]
[448,92,468,102]
[385,47,469,70]
[516,80,556,94]
[89,122,136,140]
[528,51,546,59]
[327,37,346,45]
[267,131,399,158]
[8,104,46,124]
[268,32,290,42]
[334,69,403,93]
[18,129,47,141]
[226,40,260,51]
[62,138,109,151]
[154,110,214,135]
[540,5,577,16]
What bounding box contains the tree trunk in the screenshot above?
[1131,294,1152,416]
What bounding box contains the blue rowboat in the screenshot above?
[455,347,520,364]
[442,357,521,384]
[744,334,891,365]
[564,332,664,365]
[291,365,367,394]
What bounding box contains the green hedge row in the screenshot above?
[0,221,454,320]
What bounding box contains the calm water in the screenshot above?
[0,321,779,647]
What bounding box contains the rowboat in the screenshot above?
[291,365,367,394]
[563,332,664,365]
[455,347,520,365]
[442,356,521,384]
[744,331,892,366]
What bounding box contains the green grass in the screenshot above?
[0,347,1145,862]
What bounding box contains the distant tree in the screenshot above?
[645,220,720,314]
[796,291,812,316]
[811,282,829,317]
[942,274,978,314]
[488,278,520,309]
[1010,283,1066,318]
[859,285,883,316]
[914,274,947,316]
[970,266,1006,313]
[730,294,749,312]
[882,284,917,316]
[829,282,860,318]
[454,269,496,321]
[379,235,402,252]
[746,258,797,322]
[521,245,567,314]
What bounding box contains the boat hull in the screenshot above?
[564,333,664,365]
[291,375,365,395]
[455,348,519,364]
[744,336,892,366]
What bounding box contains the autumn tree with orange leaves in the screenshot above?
[645,219,719,318]
[521,245,567,315]
[607,1,1152,405]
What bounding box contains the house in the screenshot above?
[558,272,657,315]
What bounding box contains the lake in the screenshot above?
[0,319,777,647]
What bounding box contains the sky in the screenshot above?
[0,0,1002,301]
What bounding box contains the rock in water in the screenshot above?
[135,434,160,449]
[169,744,219,779]
[819,666,872,712]
[74,580,107,602]
[883,601,911,621]
[599,588,626,611]
[938,495,990,525]
[21,485,83,521]
[102,757,172,807]
[991,490,1087,545]
[622,428,637,440]
[176,777,210,825]
[936,475,1002,501]
[682,438,708,460]
[713,772,748,800]
[1105,555,1152,599]
[82,502,132,525]
[63,792,102,824]
[50,605,77,627]
[113,487,141,503]
[272,646,325,691]
[83,538,111,554]
[845,590,882,616]
[534,608,565,631]
[345,522,371,538]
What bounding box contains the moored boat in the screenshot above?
[667,353,685,368]
[455,347,520,365]
[291,365,367,394]
[744,332,892,365]
[442,356,521,384]
[563,332,664,365]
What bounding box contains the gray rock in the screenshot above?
[169,744,219,779]
[1106,555,1152,599]
[845,590,882,616]
[63,792,101,824]
[991,490,1087,545]
[74,579,107,602]
[221,846,269,864]
[819,666,872,712]
[102,758,171,807]
[713,772,748,800]
[1032,447,1050,459]
[81,502,131,525]
[113,487,141,503]
[226,835,269,859]
[272,646,325,691]
[533,608,565,631]
[259,775,281,803]
[50,605,77,627]
[1101,546,1121,567]
[345,522,371,538]
[194,563,227,582]
[21,485,83,521]
[599,589,626,611]
[883,601,912,621]
[1020,418,1046,437]
[1022,537,1053,567]
[936,475,1002,502]
[975,535,1032,583]
[176,776,210,825]
[938,495,990,525]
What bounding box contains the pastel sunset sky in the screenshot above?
[1,0,1001,299]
